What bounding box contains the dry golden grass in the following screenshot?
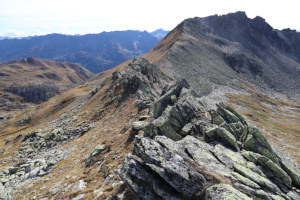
[0,65,143,199]
[144,27,183,64]
[0,57,93,117]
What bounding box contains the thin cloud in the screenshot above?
[0,0,299,36]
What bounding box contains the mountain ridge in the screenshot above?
[0,57,299,200]
[0,12,299,200]
[145,11,300,97]
[0,30,162,73]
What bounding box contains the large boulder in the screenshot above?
[242,150,292,188]
[205,126,239,151]
[153,79,190,118]
[117,154,181,200]
[233,163,281,193]
[278,155,300,188]
[134,136,206,197]
[243,126,279,164]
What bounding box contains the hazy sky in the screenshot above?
[0,0,299,37]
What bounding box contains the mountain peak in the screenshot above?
[146,11,300,97]
[150,29,169,40]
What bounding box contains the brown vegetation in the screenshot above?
[0,57,93,116]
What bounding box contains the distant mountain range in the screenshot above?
[150,29,169,40]
[0,29,169,73]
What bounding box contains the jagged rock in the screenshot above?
[175,135,232,177]
[244,126,279,164]
[233,163,281,193]
[227,122,248,144]
[204,183,252,200]
[155,135,236,181]
[28,168,40,178]
[235,183,283,200]
[205,126,239,151]
[113,57,168,109]
[287,191,300,200]
[117,72,300,199]
[210,110,226,125]
[217,103,241,124]
[117,154,181,200]
[8,167,19,174]
[213,143,247,168]
[170,95,177,104]
[25,162,35,173]
[277,153,300,188]
[145,106,183,141]
[153,79,189,118]
[242,150,292,188]
[231,172,261,189]
[0,182,4,190]
[134,136,206,197]
[217,103,248,126]
[179,123,193,136]
[144,86,207,141]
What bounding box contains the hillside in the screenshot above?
[0,30,161,73]
[0,57,93,117]
[145,12,300,97]
[0,58,299,200]
[144,12,300,164]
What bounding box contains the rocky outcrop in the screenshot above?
[18,124,94,159]
[117,64,300,200]
[0,118,91,199]
[0,149,71,200]
[113,58,168,103]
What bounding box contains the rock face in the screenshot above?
[116,60,300,200]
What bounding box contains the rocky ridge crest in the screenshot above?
[114,58,300,200]
[0,57,299,200]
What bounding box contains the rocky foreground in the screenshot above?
[113,58,300,199]
[0,58,300,200]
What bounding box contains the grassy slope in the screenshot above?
[0,63,139,199]
[0,57,93,116]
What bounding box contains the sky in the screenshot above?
[0,0,299,37]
